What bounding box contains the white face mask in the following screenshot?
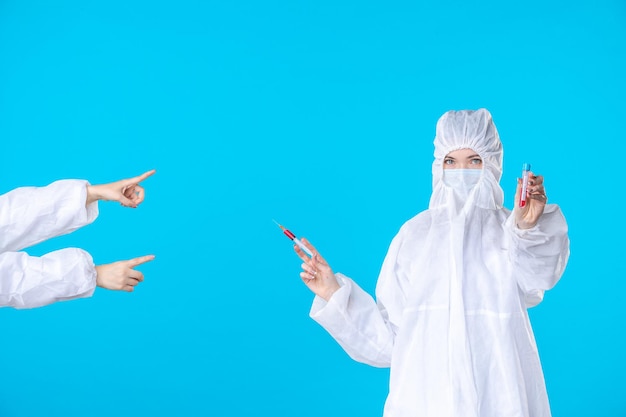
[443,169,482,199]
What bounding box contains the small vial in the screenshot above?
[519,163,531,208]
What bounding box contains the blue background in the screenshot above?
[1,0,624,416]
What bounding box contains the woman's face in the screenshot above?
[443,148,483,170]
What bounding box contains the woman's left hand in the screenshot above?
[514,171,548,229]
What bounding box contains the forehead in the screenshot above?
[445,148,479,158]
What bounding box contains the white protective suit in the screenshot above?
[0,180,99,308]
[310,109,570,417]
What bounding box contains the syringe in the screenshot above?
[273,219,314,257]
[519,163,531,208]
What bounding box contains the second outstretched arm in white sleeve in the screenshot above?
[0,248,96,309]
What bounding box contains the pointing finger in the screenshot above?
[127,169,156,186]
[127,254,156,268]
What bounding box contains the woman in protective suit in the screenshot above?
[294,109,569,417]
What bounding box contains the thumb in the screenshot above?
[127,254,156,268]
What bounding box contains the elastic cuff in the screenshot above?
[310,273,348,318]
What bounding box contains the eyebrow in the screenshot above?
[444,154,481,160]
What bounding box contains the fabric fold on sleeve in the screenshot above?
[0,179,99,252]
[310,273,395,368]
[0,248,97,309]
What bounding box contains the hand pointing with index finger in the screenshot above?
[95,254,155,292]
[87,169,156,208]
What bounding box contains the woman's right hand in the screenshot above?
[294,238,340,301]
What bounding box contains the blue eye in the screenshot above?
[444,159,454,165]
[471,158,482,165]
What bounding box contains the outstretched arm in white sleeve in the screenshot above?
[0,248,96,308]
[0,180,98,252]
[0,169,156,253]
[0,251,155,309]
[295,238,400,368]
